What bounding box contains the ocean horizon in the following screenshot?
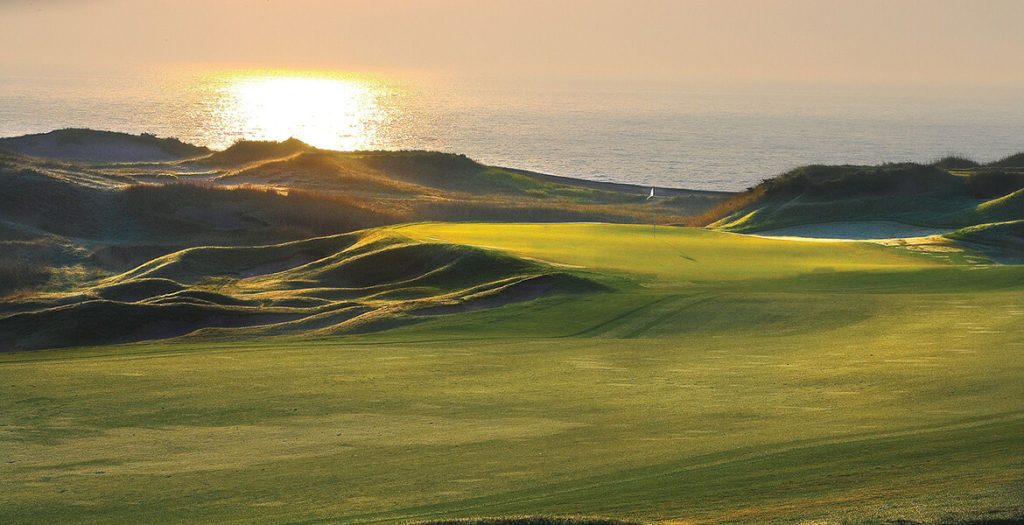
[2,68,1023,191]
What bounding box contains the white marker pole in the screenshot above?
[646,187,656,236]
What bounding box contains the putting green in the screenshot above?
[396,223,945,282]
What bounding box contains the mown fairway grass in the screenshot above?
[2,224,1023,524]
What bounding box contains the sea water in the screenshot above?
[1,69,1022,191]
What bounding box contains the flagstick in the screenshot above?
[647,187,656,236]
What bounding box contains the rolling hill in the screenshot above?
[0,130,731,296]
[0,128,210,162]
[0,230,602,351]
[703,161,1024,239]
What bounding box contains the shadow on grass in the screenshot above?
[416,517,642,525]
[847,514,1024,525]
[414,514,1024,525]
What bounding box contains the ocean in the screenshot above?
[1,68,1023,191]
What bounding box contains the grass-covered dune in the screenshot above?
[986,152,1024,168]
[0,130,731,296]
[0,128,210,162]
[703,159,1024,236]
[0,230,601,351]
[198,139,727,205]
[2,223,1022,524]
[945,219,1024,263]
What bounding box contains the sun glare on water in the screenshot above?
[208,71,388,151]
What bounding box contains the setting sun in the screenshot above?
[210,71,386,150]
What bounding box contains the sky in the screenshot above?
[2,0,1024,87]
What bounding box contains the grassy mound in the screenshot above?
[0,166,105,238]
[976,188,1024,223]
[0,255,53,296]
[217,150,425,196]
[0,128,209,162]
[297,239,540,290]
[945,220,1024,262]
[705,162,1024,234]
[120,183,395,243]
[0,300,301,351]
[932,155,980,170]
[215,148,667,205]
[0,230,603,351]
[195,137,312,167]
[87,245,187,272]
[94,278,185,302]
[755,163,963,196]
[0,164,407,298]
[202,142,730,224]
[987,151,1024,168]
[355,151,525,194]
[114,232,362,284]
[964,170,1024,198]
[0,132,732,296]
[0,162,395,246]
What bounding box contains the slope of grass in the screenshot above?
[987,152,1024,168]
[0,255,53,296]
[211,148,723,222]
[975,188,1024,223]
[0,230,602,351]
[945,220,1024,263]
[964,170,1024,198]
[704,163,1024,234]
[0,160,399,245]
[0,133,732,296]
[2,223,1021,524]
[216,150,429,196]
[931,155,980,170]
[194,137,313,167]
[396,222,945,282]
[0,128,209,162]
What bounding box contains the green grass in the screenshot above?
[0,136,730,296]
[944,220,1024,264]
[0,229,599,350]
[395,223,947,281]
[1,223,1022,524]
[704,162,1024,233]
[415,518,642,525]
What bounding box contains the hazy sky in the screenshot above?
[3,0,1023,86]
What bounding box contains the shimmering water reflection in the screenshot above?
[2,68,1023,190]
[203,71,387,151]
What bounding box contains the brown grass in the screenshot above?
[0,256,52,296]
[685,185,766,226]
